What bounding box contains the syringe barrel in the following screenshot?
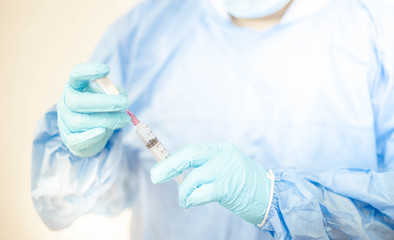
[136,124,184,184]
[146,137,170,163]
[136,123,156,145]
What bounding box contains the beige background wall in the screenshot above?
[0,0,140,239]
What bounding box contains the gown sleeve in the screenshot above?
[30,1,149,230]
[258,1,394,239]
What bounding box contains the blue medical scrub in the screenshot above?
[31,0,394,239]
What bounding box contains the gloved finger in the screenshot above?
[64,84,129,113]
[58,118,105,150]
[63,110,131,132]
[179,165,216,209]
[150,144,219,184]
[69,62,109,91]
[59,100,131,132]
[185,183,219,209]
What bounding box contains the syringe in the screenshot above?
[93,77,184,184]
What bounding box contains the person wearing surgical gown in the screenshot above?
[31,0,394,239]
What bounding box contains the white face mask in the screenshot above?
[218,0,291,18]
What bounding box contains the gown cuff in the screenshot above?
[255,171,280,232]
[257,169,276,227]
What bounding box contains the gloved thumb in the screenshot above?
[69,62,109,91]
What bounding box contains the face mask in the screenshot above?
[217,0,291,18]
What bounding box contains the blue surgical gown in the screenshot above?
[31,0,394,239]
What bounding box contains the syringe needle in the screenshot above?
[126,110,140,126]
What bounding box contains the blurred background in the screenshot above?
[0,0,140,239]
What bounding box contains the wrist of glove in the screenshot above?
[150,143,273,225]
[57,62,131,157]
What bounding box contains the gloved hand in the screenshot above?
[150,143,272,225]
[57,62,131,157]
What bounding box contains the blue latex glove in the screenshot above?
[57,62,131,157]
[150,143,272,225]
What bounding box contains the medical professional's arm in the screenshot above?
[151,145,394,239]
[31,3,147,230]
